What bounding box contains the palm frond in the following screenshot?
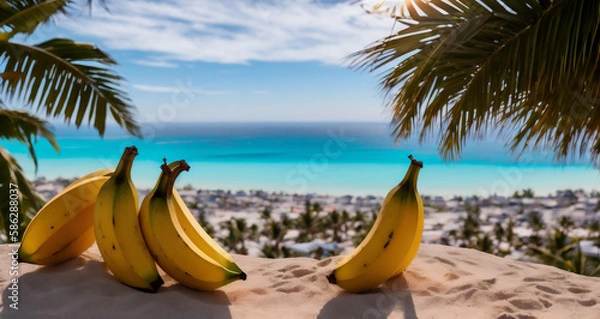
[0,38,141,137]
[0,146,43,242]
[351,0,600,162]
[0,106,58,170]
[0,0,70,41]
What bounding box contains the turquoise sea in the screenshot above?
[3,122,599,197]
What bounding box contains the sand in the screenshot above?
[1,243,599,318]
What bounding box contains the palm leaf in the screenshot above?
[0,106,58,170]
[351,0,600,162]
[0,146,43,242]
[0,0,70,41]
[0,38,141,137]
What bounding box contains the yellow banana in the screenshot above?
[18,169,113,265]
[94,146,163,292]
[140,159,243,274]
[327,155,424,293]
[140,160,246,291]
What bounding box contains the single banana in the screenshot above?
[18,169,113,265]
[140,160,246,291]
[94,146,163,292]
[140,159,243,274]
[327,155,424,293]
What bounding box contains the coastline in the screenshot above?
[18,158,600,198]
[32,177,600,260]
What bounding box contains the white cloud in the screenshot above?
[132,84,233,95]
[132,60,178,68]
[58,0,396,65]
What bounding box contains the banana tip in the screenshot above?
[179,160,191,172]
[125,145,138,156]
[326,272,337,285]
[240,272,247,281]
[149,277,164,292]
[408,154,423,168]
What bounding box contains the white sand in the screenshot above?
[1,243,599,318]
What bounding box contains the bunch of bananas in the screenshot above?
[19,146,424,294]
[18,146,246,292]
[327,155,424,293]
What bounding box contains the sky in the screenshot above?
[30,0,404,123]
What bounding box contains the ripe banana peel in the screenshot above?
[18,168,114,265]
[140,159,243,274]
[327,155,424,293]
[139,159,247,291]
[94,146,163,292]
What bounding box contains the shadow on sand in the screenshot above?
[2,257,232,318]
[317,275,418,319]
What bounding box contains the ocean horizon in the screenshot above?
[4,121,600,198]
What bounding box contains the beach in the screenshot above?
[2,243,599,318]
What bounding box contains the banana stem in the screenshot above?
[113,146,138,183]
[154,159,190,199]
[399,155,423,188]
[408,154,423,168]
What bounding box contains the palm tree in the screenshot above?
[505,217,517,249]
[322,209,344,242]
[296,200,319,242]
[558,215,575,234]
[352,0,600,163]
[260,220,288,258]
[196,208,215,237]
[476,234,494,254]
[493,222,505,251]
[219,218,248,254]
[352,209,377,247]
[528,211,546,246]
[0,0,139,240]
[588,220,600,239]
[530,231,600,276]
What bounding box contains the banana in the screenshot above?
[140,159,243,274]
[327,155,424,293]
[94,146,163,293]
[139,160,246,291]
[18,169,114,265]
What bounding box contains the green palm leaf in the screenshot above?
[352,0,600,162]
[0,38,141,137]
[0,107,58,170]
[0,0,70,41]
[0,146,44,241]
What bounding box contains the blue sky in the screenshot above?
[32,0,403,123]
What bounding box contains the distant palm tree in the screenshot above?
[558,216,575,234]
[493,222,505,251]
[352,0,600,163]
[260,206,272,222]
[505,218,518,249]
[588,220,600,239]
[528,211,546,246]
[522,189,535,198]
[260,220,288,258]
[219,218,248,254]
[530,231,600,277]
[0,0,139,240]
[476,234,494,254]
[248,224,259,241]
[196,208,215,237]
[296,200,319,242]
[460,205,481,247]
[352,209,377,247]
[322,209,344,242]
[340,210,351,235]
